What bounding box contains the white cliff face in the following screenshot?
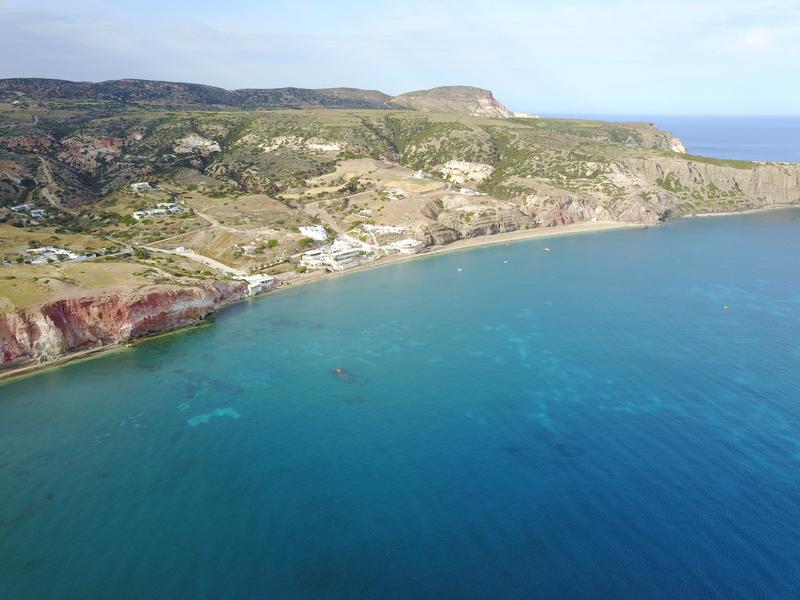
[439,161,495,184]
[669,136,688,154]
[250,135,342,154]
[174,134,221,155]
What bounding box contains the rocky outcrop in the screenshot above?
[2,135,54,153]
[174,134,221,156]
[0,280,247,370]
[57,134,126,173]
[629,157,800,199]
[523,193,664,225]
[438,160,495,184]
[421,203,541,245]
[387,86,513,118]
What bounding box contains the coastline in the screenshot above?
[685,204,796,218]
[271,221,641,294]
[0,221,638,383]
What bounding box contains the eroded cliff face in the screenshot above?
[0,280,247,370]
[414,155,800,245]
[624,157,800,209]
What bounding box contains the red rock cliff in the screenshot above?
[0,281,247,370]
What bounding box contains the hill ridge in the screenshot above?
[0,78,516,116]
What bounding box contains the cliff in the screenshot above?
[387,86,513,118]
[0,280,247,371]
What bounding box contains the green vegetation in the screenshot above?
[655,172,687,193]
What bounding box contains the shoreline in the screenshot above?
[685,204,797,218]
[270,221,641,294]
[0,221,638,383]
[4,205,799,384]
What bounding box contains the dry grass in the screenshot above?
[185,192,310,230]
[0,261,153,310]
[0,224,110,258]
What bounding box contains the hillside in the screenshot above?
[0,78,394,110]
[0,79,520,116]
[1,81,798,315]
[387,86,513,118]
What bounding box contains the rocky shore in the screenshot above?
[0,280,246,375]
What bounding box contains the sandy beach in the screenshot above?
[272,221,641,293]
[687,204,796,218]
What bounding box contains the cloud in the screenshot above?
[740,27,770,49]
[1,0,799,114]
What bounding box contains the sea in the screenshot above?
[1,120,800,599]
[550,115,800,163]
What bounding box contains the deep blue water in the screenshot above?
[2,210,800,598]
[550,115,800,163]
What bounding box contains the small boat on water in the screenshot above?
[331,367,355,382]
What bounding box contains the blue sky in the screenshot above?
[1,0,798,114]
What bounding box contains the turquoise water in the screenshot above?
[2,210,800,598]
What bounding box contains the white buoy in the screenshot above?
[544,247,551,252]
[503,260,508,263]
[457,268,462,272]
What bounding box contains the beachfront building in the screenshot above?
[241,274,275,296]
[328,248,365,271]
[300,249,328,270]
[299,239,371,272]
[390,239,426,255]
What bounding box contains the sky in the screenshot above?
[1,0,798,115]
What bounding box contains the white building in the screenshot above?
[299,242,369,272]
[328,249,365,271]
[300,249,328,270]
[360,224,405,235]
[24,246,80,262]
[298,225,329,242]
[30,209,47,219]
[132,202,184,220]
[242,274,275,296]
[11,203,35,213]
[390,239,426,255]
[412,170,425,179]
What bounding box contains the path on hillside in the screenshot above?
[192,210,245,234]
[144,245,245,277]
[38,157,78,217]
